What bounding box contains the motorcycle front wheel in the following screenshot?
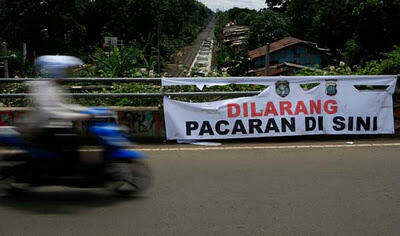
[107,160,151,196]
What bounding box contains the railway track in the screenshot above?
[175,18,216,77]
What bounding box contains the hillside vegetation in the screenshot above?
[214,1,400,76]
[0,0,212,77]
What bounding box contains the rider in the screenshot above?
[17,56,90,151]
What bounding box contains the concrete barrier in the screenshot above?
[1,107,400,141]
[114,107,165,140]
[0,107,165,140]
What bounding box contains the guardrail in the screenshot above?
[0,78,162,83]
[0,76,400,99]
[0,91,261,98]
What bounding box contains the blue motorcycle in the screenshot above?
[0,56,151,195]
[0,107,151,195]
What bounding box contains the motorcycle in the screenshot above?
[0,56,151,195]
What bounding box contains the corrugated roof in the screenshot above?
[223,26,249,40]
[248,62,326,76]
[248,37,329,60]
[223,25,249,34]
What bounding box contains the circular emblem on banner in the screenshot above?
[275,80,290,98]
[326,82,337,96]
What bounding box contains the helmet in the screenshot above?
[35,55,83,78]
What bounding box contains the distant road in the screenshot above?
[1,139,400,235]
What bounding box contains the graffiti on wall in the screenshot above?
[118,111,165,138]
[0,111,26,126]
[0,109,165,139]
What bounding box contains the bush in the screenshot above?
[379,46,400,75]
[79,47,156,78]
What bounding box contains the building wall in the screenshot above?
[253,44,324,69]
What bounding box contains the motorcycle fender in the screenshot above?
[107,149,147,160]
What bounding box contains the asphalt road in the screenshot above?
[1,140,400,235]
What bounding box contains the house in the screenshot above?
[248,62,325,76]
[248,37,331,76]
[222,22,249,52]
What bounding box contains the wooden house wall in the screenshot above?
[253,44,325,69]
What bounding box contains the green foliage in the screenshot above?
[75,46,161,106]
[75,83,161,107]
[215,8,289,50]
[214,8,289,75]
[79,47,155,78]
[5,50,35,78]
[215,45,233,69]
[379,46,400,75]
[214,45,251,76]
[246,9,289,49]
[0,83,29,107]
[281,0,400,64]
[344,35,361,65]
[216,0,400,74]
[0,0,212,77]
[226,51,252,76]
[0,0,89,55]
[353,60,382,75]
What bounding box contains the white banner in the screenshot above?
[163,76,397,140]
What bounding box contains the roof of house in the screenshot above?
[223,26,249,41]
[248,37,330,60]
[248,62,325,76]
[222,25,250,48]
[223,25,249,35]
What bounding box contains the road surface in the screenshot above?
[1,140,400,235]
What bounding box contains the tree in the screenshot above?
[283,0,400,64]
[0,0,212,76]
[0,0,89,56]
[214,7,289,75]
[246,9,289,49]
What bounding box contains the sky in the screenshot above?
[198,0,266,12]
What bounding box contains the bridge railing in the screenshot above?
[0,76,400,100]
[0,77,262,99]
[1,76,400,139]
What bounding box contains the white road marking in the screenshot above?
[135,143,400,152]
[1,143,400,154]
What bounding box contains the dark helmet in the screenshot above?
[35,55,83,78]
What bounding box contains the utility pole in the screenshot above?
[182,18,185,57]
[265,43,270,76]
[22,43,27,65]
[157,18,161,75]
[1,42,9,78]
